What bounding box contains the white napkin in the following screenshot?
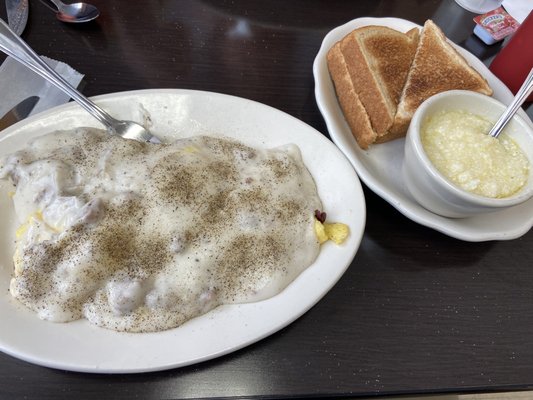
[503,0,533,23]
[0,55,84,119]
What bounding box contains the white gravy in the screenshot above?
[0,128,322,332]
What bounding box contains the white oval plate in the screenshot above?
[0,89,366,373]
[313,17,533,241]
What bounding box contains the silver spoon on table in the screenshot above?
[46,0,100,23]
[488,67,533,138]
[0,19,159,143]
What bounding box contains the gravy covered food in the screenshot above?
[0,129,346,332]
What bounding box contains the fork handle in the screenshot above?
[0,18,115,130]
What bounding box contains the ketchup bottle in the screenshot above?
[489,11,533,102]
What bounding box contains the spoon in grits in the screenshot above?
[0,19,159,143]
[46,0,100,23]
[488,67,533,138]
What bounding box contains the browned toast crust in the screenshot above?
[340,29,392,135]
[327,43,376,149]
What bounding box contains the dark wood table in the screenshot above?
[1,1,532,398]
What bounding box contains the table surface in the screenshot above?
[1,1,532,399]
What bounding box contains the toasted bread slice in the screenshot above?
[339,26,419,139]
[327,42,376,149]
[391,20,493,136]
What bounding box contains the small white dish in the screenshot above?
[313,17,533,241]
[403,90,533,218]
[0,89,366,373]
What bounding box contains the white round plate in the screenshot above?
[313,17,533,242]
[0,89,366,373]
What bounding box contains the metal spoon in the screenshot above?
[0,19,159,143]
[48,0,100,23]
[488,67,533,138]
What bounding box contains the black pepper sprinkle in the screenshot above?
[5,131,322,333]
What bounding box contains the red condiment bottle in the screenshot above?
[489,11,533,102]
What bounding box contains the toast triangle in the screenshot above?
[390,20,493,136]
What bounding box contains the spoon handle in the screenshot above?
[48,0,62,9]
[489,67,533,138]
[0,19,114,129]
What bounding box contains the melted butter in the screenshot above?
[0,128,322,332]
[422,110,530,198]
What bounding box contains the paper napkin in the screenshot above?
[0,55,84,120]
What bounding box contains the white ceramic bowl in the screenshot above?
[402,90,533,218]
